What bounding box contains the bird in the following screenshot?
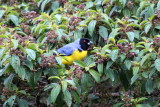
[56,38,93,65]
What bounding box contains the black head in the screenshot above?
[79,38,93,50]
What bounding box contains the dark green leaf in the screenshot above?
[0,10,5,18]
[155,58,160,72]
[99,26,108,39]
[26,48,36,60]
[63,90,72,107]
[140,53,152,66]
[8,14,19,26]
[126,32,135,41]
[111,49,119,61]
[88,20,97,36]
[73,60,86,68]
[145,79,153,94]
[89,69,101,83]
[144,23,152,33]
[131,74,139,85]
[124,59,131,70]
[4,73,15,89]
[51,84,61,103]
[18,99,29,107]
[97,63,103,74]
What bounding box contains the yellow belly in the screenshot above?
[62,50,87,65]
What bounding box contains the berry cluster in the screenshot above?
[72,65,84,79]
[76,4,85,9]
[67,85,77,91]
[21,23,30,34]
[46,30,58,43]
[117,43,136,58]
[40,54,56,68]
[25,11,39,21]
[94,54,109,64]
[0,38,4,45]
[153,9,160,25]
[127,1,134,8]
[119,18,134,33]
[10,48,26,60]
[153,37,160,47]
[14,34,35,47]
[122,92,134,107]
[2,87,14,97]
[68,16,81,30]
[58,0,67,4]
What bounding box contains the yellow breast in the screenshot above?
[62,50,87,65]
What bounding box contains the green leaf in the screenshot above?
[18,99,29,107]
[126,32,135,41]
[105,68,116,82]
[11,39,18,49]
[48,76,61,80]
[133,66,139,75]
[23,60,33,70]
[99,26,108,39]
[71,91,80,103]
[140,53,152,66]
[63,90,72,107]
[109,28,120,38]
[4,73,15,89]
[97,63,103,74]
[155,58,160,72]
[88,20,97,36]
[51,84,61,103]
[111,49,119,61]
[61,81,68,92]
[131,74,139,85]
[16,66,26,80]
[145,79,153,94]
[66,79,76,87]
[144,23,152,33]
[11,55,20,67]
[55,56,62,65]
[124,59,131,70]
[5,95,16,107]
[73,60,86,68]
[26,48,36,60]
[41,0,51,12]
[8,14,19,26]
[89,69,100,83]
[0,10,5,18]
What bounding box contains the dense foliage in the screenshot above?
[0,0,160,106]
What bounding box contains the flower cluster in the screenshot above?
[68,16,81,30]
[153,37,160,47]
[67,85,77,91]
[58,0,67,4]
[10,48,26,60]
[122,92,134,107]
[94,53,109,64]
[46,30,58,43]
[76,4,85,9]
[14,34,35,47]
[72,65,84,79]
[117,43,136,58]
[0,38,4,45]
[25,11,39,21]
[40,54,56,68]
[21,23,30,34]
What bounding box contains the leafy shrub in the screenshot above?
[0,0,160,107]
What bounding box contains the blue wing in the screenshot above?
[56,43,76,56]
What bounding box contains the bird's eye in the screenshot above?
[83,40,86,42]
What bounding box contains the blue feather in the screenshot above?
[56,39,82,56]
